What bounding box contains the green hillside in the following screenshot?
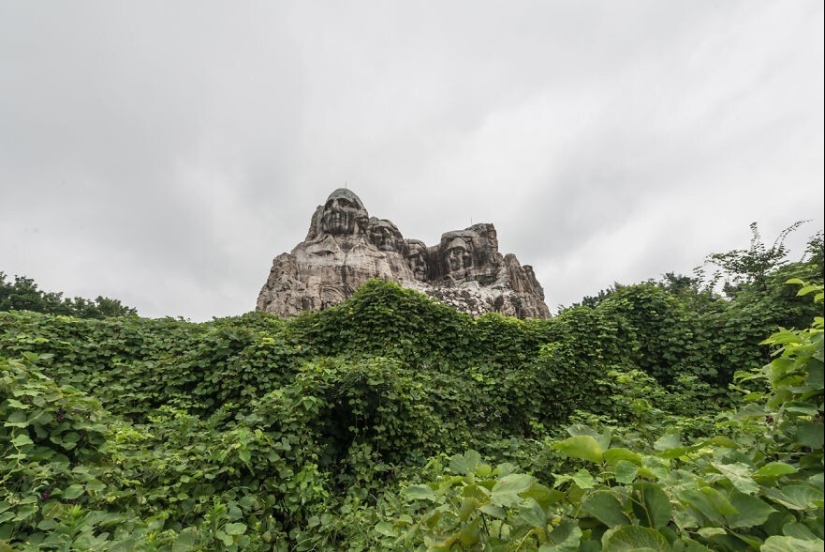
[1,229,822,551]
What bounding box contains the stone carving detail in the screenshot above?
[257,189,551,319]
[368,218,404,253]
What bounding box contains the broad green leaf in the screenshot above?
[806,361,823,387]
[604,448,643,467]
[217,530,233,546]
[676,539,714,551]
[491,473,535,507]
[226,504,242,522]
[795,421,824,448]
[653,433,681,452]
[518,498,547,528]
[764,485,823,510]
[571,469,595,490]
[63,484,85,500]
[786,391,820,411]
[678,488,735,525]
[615,460,639,484]
[450,450,482,475]
[238,495,258,509]
[497,462,519,476]
[583,491,631,528]
[11,433,33,446]
[696,527,725,538]
[632,482,672,529]
[602,526,671,552]
[86,479,106,492]
[374,521,396,537]
[3,410,29,427]
[403,484,435,501]
[40,501,63,519]
[553,436,604,463]
[13,503,37,522]
[762,536,824,552]
[566,424,611,450]
[540,519,582,552]
[460,482,488,502]
[224,522,246,535]
[659,447,690,460]
[796,284,822,297]
[782,522,818,540]
[458,496,480,521]
[37,519,58,531]
[526,486,566,508]
[479,503,506,518]
[705,436,740,449]
[725,491,775,528]
[456,518,482,547]
[711,462,758,494]
[654,434,689,459]
[172,528,199,552]
[753,462,797,481]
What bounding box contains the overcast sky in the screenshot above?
[1,1,822,320]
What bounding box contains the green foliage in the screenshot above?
[389,281,824,550]
[0,272,137,319]
[803,230,824,275]
[704,220,815,298]
[0,225,822,549]
[287,280,481,368]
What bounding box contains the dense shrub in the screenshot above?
[1,229,822,549]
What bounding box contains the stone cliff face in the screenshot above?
[257,189,551,319]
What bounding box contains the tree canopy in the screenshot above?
[0,272,136,319]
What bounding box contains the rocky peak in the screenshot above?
[257,189,551,319]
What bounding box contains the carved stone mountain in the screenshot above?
[256,189,551,319]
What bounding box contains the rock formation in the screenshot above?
[257,189,551,319]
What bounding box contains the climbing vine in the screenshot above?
[0,230,822,550]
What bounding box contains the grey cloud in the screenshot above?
[1,0,822,320]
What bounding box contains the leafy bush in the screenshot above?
[381,281,824,551]
[1,228,822,549]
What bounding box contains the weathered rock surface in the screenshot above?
[257,189,551,319]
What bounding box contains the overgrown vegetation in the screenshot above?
[0,225,822,550]
[0,273,137,319]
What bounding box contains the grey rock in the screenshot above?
[257,189,551,319]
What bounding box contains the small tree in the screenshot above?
[705,221,808,297]
[0,272,136,318]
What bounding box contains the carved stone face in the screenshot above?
[486,227,498,250]
[405,240,429,281]
[369,219,403,252]
[445,238,472,273]
[321,189,367,236]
